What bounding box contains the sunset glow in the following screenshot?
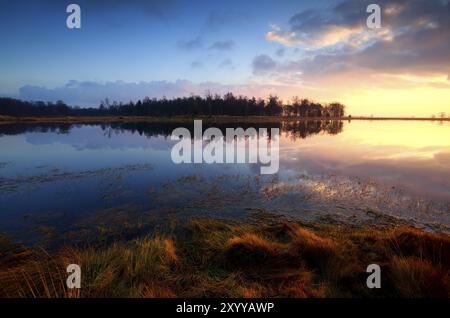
[0,0,448,117]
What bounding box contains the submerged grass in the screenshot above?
[0,219,449,298]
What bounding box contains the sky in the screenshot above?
[0,0,449,116]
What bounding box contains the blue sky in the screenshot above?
[0,1,319,91]
[0,0,449,116]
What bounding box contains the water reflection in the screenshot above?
[0,120,344,140]
[0,120,449,245]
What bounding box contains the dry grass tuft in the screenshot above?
[224,234,284,269]
[389,256,449,298]
[1,219,449,298]
[288,224,339,270]
[388,227,450,265]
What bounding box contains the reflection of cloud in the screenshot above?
[25,126,175,151]
[282,148,450,201]
[279,130,450,202]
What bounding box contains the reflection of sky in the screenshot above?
[280,121,450,200]
[1,120,450,242]
[1,121,450,198]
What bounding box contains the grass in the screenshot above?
[0,219,449,298]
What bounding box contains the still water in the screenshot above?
[1,120,449,245]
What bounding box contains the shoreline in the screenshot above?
[0,115,449,124]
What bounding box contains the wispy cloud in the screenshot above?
[191,61,203,68]
[209,40,235,50]
[204,10,246,30]
[218,58,235,69]
[177,36,203,50]
[275,48,285,57]
[252,55,277,75]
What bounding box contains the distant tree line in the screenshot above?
[0,94,345,118]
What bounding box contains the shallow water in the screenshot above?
[1,120,450,245]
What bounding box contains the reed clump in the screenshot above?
[1,220,449,298]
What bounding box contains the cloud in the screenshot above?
[266,11,389,49]
[259,0,450,87]
[252,55,277,75]
[177,36,203,50]
[204,10,245,30]
[191,61,203,68]
[275,48,285,57]
[209,40,235,50]
[218,58,235,69]
[20,80,221,106]
[17,80,316,107]
[251,55,304,83]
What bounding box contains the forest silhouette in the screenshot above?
[0,93,345,118]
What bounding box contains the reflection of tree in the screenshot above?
[0,120,345,140]
[282,120,344,140]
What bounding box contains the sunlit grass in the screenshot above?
[1,219,449,298]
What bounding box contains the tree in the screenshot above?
[0,95,346,119]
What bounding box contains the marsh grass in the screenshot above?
[0,220,449,298]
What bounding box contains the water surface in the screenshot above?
[1,120,449,245]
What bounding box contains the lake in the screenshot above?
[1,120,449,246]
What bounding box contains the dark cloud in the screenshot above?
[177,36,203,50]
[252,55,277,75]
[209,40,235,50]
[263,0,450,82]
[287,0,448,37]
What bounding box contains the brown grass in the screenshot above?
[224,234,285,269]
[0,219,449,298]
[389,256,449,298]
[388,227,450,265]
